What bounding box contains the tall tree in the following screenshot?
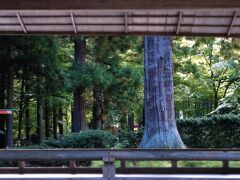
[92,85,103,129]
[0,67,6,148]
[140,36,185,148]
[36,77,44,144]
[17,73,25,143]
[72,37,86,132]
[6,65,14,148]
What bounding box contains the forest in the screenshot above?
[0,36,239,149]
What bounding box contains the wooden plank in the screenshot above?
[0,0,240,10]
[0,167,102,174]
[110,150,240,161]
[116,167,240,174]
[0,16,239,26]
[0,178,105,180]
[0,149,240,161]
[0,150,108,161]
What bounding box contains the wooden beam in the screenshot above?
[16,12,27,33]
[0,0,240,10]
[125,12,128,34]
[70,12,77,34]
[176,11,182,35]
[227,11,238,36]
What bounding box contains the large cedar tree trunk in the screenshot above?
[6,65,14,148]
[72,37,86,132]
[140,36,185,148]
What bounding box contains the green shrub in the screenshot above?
[115,129,143,148]
[178,114,240,148]
[45,130,116,148]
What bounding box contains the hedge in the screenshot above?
[177,114,240,148]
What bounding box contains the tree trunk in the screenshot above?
[25,79,31,144]
[44,99,50,139]
[214,91,218,109]
[72,37,86,132]
[6,65,14,148]
[36,78,44,144]
[0,69,6,148]
[128,113,135,131]
[53,106,57,139]
[18,75,25,143]
[58,107,63,136]
[140,36,185,148]
[92,85,102,129]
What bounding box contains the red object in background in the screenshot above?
[0,110,12,115]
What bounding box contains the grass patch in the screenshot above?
[229,161,240,168]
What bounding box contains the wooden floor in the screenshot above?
[0,174,240,180]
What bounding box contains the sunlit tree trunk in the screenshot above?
[140,36,185,148]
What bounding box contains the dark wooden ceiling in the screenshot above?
[0,0,239,10]
[0,0,239,36]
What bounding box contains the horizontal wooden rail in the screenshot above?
[0,149,239,178]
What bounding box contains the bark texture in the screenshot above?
[44,99,50,139]
[6,65,14,148]
[25,80,30,144]
[53,106,57,139]
[72,37,86,132]
[92,85,102,129]
[58,107,63,135]
[140,36,185,148]
[36,78,44,144]
[0,69,6,148]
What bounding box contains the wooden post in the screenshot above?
[69,160,76,174]
[103,156,115,178]
[120,160,126,169]
[223,161,229,168]
[171,160,178,168]
[18,161,25,174]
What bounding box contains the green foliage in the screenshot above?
[115,129,143,148]
[178,114,240,148]
[44,130,115,148]
[113,115,240,148]
[173,37,240,117]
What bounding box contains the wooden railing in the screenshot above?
[0,149,240,178]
